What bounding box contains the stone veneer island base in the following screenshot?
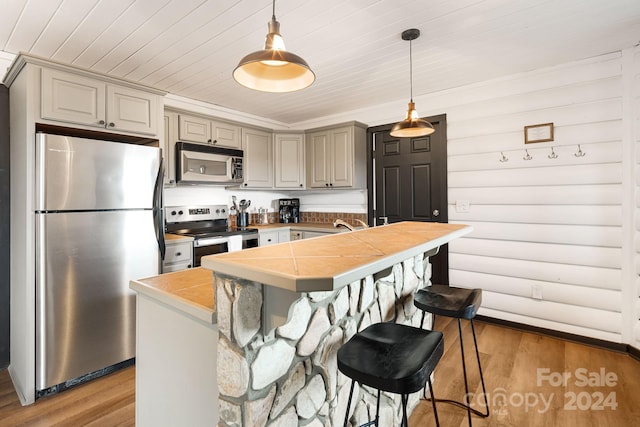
[202,222,472,427]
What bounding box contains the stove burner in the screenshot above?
[165,204,258,241]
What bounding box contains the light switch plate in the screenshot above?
[455,200,470,213]
[532,284,543,300]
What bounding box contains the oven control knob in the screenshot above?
[221,208,226,213]
[170,210,177,216]
[215,209,220,214]
[178,210,184,215]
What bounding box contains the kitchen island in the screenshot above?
[131,221,471,426]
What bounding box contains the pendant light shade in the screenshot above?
[390,29,435,138]
[233,1,315,93]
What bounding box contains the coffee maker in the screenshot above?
[278,198,300,223]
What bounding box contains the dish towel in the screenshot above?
[228,235,243,252]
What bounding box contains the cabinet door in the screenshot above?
[41,68,106,128]
[274,133,305,189]
[277,230,291,243]
[330,126,353,187]
[106,84,158,135]
[178,114,211,144]
[211,120,241,149]
[163,114,171,185]
[242,128,273,188]
[259,231,279,246]
[163,111,180,185]
[307,131,330,188]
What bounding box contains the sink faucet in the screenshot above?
[354,219,369,228]
[333,219,355,231]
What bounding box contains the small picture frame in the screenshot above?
[524,123,554,144]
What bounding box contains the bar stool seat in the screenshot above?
[414,284,481,319]
[338,322,444,427]
[414,285,489,426]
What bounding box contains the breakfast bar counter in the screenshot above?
[201,221,471,292]
[131,221,472,427]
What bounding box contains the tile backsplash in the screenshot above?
[230,212,368,227]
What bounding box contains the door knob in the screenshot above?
[432,210,440,217]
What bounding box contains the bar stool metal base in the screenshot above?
[416,286,490,426]
[338,322,443,427]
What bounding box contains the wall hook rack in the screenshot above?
[523,149,533,160]
[499,151,509,162]
[548,147,558,159]
[574,144,586,157]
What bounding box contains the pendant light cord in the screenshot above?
[409,38,414,103]
[272,0,276,20]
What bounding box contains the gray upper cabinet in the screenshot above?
[306,122,367,189]
[274,133,305,189]
[242,127,273,188]
[163,110,179,186]
[178,113,241,149]
[41,68,159,136]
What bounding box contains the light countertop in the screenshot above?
[130,267,215,324]
[201,221,472,293]
[165,233,194,242]
[251,222,349,233]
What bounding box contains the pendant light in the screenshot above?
[233,0,315,92]
[390,29,435,138]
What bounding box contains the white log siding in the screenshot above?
[446,48,640,344]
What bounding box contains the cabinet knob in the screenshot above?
[108,122,115,127]
[212,139,217,144]
[329,183,333,187]
[244,183,248,187]
[325,183,329,187]
[176,252,181,256]
[433,209,440,217]
[299,184,303,187]
[207,139,212,144]
[267,239,272,242]
[98,120,105,125]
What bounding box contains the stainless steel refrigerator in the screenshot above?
[34,132,164,393]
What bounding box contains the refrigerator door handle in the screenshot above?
[153,157,166,260]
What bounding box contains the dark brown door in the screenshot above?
[367,114,449,284]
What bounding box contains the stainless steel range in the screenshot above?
[165,204,258,266]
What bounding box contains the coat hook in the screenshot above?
[548,147,558,159]
[523,149,533,160]
[499,151,509,162]
[574,144,586,157]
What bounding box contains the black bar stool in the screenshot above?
[413,285,489,426]
[337,322,444,427]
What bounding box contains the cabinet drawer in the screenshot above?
[164,242,192,263]
[259,231,279,246]
[162,260,192,273]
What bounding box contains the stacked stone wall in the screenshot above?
[215,254,433,426]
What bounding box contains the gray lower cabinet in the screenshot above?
[163,238,193,272]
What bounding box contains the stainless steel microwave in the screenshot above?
[176,142,243,185]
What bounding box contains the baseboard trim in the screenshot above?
[627,344,640,361]
[475,315,639,361]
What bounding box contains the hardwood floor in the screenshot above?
[0,318,638,426]
[0,366,135,426]
[410,317,640,427]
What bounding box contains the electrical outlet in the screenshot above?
[532,284,543,300]
[455,200,470,213]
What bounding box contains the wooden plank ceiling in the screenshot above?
[1,0,639,126]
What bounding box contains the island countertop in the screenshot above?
[201,221,472,292]
[130,267,215,324]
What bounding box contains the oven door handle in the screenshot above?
[194,236,229,247]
